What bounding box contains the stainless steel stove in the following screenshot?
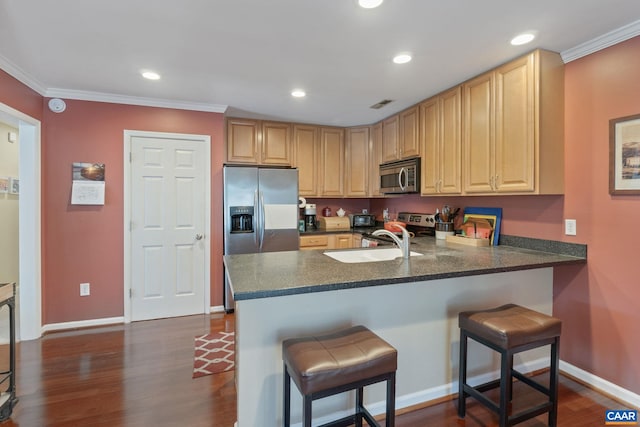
[397,212,436,236]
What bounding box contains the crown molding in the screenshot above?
[561,19,640,63]
[0,53,47,95]
[45,88,227,113]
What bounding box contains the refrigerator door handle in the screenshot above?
[259,192,266,250]
[254,190,259,247]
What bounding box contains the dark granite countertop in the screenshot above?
[224,235,587,301]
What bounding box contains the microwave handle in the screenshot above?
[399,167,407,191]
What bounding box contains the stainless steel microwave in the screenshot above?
[379,158,420,194]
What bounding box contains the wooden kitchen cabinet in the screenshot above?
[299,235,329,250]
[318,127,345,197]
[299,233,357,250]
[420,87,462,195]
[381,115,399,163]
[345,127,369,197]
[399,106,420,159]
[293,124,319,196]
[330,234,353,249]
[463,49,564,195]
[381,107,419,164]
[369,122,383,197]
[226,118,291,165]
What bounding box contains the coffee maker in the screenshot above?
[304,204,317,231]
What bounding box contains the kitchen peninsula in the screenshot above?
[224,236,585,427]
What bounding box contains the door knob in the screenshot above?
[195,234,204,240]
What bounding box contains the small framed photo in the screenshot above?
[610,114,640,195]
[9,177,19,195]
[0,177,9,193]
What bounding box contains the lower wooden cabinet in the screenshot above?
[299,233,361,250]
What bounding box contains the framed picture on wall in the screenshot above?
[610,113,640,195]
[0,177,8,193]
[9,177,19,195]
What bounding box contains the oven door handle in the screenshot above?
[398,167,407,191]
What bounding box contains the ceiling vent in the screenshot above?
[370,99,393,109]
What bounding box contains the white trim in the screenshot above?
[210,305,226,313]
[123,130,212,323]
[560,361,640,408]
[42,317,124,334]
[561,19,640,63]
[0,54,47,95]
[290,357,550,427]
[0,102,42,342]
[46,88,227,113]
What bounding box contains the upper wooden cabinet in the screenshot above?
[381,107,420,164]
[381,115,399,163]
[345,127,370,197]
[463,50,564,195]
[292,125,319,196]
[399,106,420,159]
[318,127,345,197]
[226,118,291,165]
[369,122,383,197]
[420,88,462,195]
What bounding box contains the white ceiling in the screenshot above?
[1,1,640,127]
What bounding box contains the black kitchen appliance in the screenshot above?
[349,213,377,228]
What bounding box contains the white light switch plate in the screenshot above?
[565,219,577,236]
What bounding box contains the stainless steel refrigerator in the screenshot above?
[223,166,299,311]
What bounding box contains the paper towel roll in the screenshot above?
[298,197,306,208]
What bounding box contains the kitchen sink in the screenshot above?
[323,248,423,263]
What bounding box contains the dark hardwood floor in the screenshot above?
[1,313,628,426]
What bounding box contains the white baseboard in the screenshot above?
[560,361,640,408]
[42,316,125,334]
[291,357,549,427]
[210,305,225,313]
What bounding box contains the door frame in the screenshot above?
[0,102,42,341]
[123,130,211,323]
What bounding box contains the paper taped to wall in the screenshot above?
[71,181,105,205]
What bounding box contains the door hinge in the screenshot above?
[129,288,133,298]
[129,152,132,162]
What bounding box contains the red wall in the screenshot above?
[556,36,640,394]
[3,36,640,393]
[41,100,225,323]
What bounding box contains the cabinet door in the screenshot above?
[381,115,399,163]
[345,127,369,197]
[331,234,353,249]
[399,106,419,159]
[463,72,495,193]
[439,87,462,194]
[369,122,383,197]
[495,53,535,192]
[318,127,345,196]
[293,125,318,196]
[299,235,329,250]
[420,98,439,195]
[261,121,291,165]
[352,233,362,248]
[227,119,260,164]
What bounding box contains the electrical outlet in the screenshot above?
[565,219,577,236]
[80,282,90,296]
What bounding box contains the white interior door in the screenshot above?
[129,132,209,321]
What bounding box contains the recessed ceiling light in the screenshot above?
[510,33,535,46]
[141,71,161,80]
[291,89,306,98]
[358,0,383,9]
[393,53,412,64]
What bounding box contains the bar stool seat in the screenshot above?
[283,325,397,427]
[458,304,562,427]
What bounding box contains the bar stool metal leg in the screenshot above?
[549,337,560,427]
[283,363,291,427]
[458,329,468,418]
[387,373,396,427]
[355,387,364,427]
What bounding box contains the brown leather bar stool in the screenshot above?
[458,304,562,427]
[283,325,397,427]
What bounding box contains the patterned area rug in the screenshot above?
[192,331,235,378]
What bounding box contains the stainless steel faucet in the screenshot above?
[372,225,411,259]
